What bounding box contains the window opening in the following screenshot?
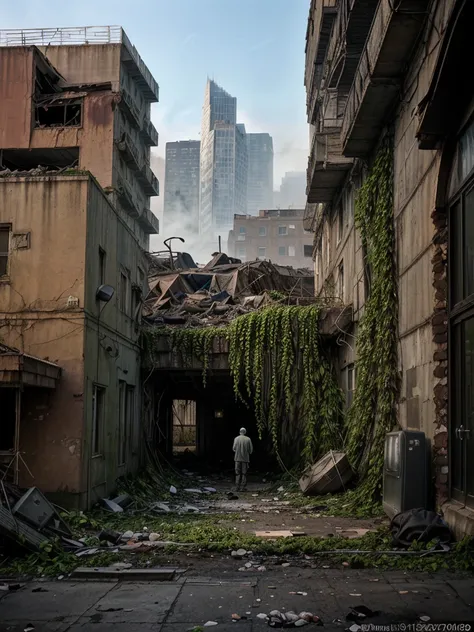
[0,225,10,277]
[0,388,16,451]
[35,97,83,128]
[172,399,197,454]
[92,385,105,456]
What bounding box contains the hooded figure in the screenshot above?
[233,428,253,491]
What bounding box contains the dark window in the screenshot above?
[99,248,106,286]
[278,225,288,236]
[279,246,287,256]
[338,261,344,301]
[304,244,312,257]
[118,382,134,465]
[0,388,16,451]
[92,385,105,456]
[35,98,82,128]
[0,226,10,277]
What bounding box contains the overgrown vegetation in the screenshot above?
[144,306,344,467]
[344,141,399,512]
[2,509,473,577]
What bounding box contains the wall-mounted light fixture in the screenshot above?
[215,410,224,418]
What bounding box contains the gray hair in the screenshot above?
[239,427,247,435]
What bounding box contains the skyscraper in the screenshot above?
[199,80,247,246]
[246,133,274,215]
[163,141,200,235]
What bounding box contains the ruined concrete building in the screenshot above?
[304,0,474,536]
[0,26,159,508]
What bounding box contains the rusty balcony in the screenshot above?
[115,132,145,174]
[306,132,353,204]
[341,0,431,157]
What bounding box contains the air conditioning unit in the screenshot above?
[383,430,428,518]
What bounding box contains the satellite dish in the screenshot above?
[96,284,115,303]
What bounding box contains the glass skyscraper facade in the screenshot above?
[163,140,200,234]
[199,80,247,246]
[246,133,274,215]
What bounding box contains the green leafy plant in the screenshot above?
[344,141,400,511]
[144,306,344,467]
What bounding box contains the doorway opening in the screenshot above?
[0,388,16,452]
[172,399,197,454]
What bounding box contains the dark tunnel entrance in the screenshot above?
[145,370,274,473]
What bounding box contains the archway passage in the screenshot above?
[145,369,274,478]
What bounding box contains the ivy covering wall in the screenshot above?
[144,305,344,468]
[344,141,400,508]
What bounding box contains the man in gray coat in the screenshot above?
[233,427,253,491]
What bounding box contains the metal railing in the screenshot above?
[0,26,123,47]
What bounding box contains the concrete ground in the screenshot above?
[1,567,473,631]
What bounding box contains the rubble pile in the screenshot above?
[143,251,315,328]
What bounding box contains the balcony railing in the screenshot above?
[137,164,159,196]
[116,132,143,171]
[116,176,140,219]
[141,116,159,147]
[119,89,141,128]
[306,132,353,204]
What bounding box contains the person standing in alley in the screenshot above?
[233,427,253,491]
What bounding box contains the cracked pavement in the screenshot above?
[1,568,473,631]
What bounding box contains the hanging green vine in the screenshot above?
[344,141,400,510]
[144,305,344,468]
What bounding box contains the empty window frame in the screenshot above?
[304,244,313,257]
[35,97,83,128]
[172,399,197,453]
[259,226,267,237]
[92,385,105,456]
[0,225,10,277]
[258,246,266,259]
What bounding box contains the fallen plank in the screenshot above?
[71,567,178,581]
[0,506,49,551]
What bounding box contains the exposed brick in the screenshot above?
[433,332,448,344]
[435,454,448,466]
[434,431,448,448]
[433,278,447,290]
[432,324,447,335]
[432,311,447,325]
[433,349,447,362]
[433,365,447,378]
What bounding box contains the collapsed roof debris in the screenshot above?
[143,252,315,327]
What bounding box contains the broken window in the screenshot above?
[172,400,196,454]
[0,225,10,277]
[0,388,16,451]
[92,385,105,456]
[35,97,83,128]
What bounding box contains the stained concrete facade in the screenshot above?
[228,209,313,268]
[0,27,159,507]
[304,0,474,535]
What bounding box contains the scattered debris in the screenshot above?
[231,549,248,558]
[390,509,452,548]
[203,622,218,627]
[299,451,353,496]
[420,616,431,622]
[101,498,124,513]
[170,486,178,495]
